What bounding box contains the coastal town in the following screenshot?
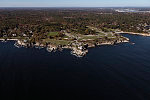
[0,8,150,57]
[1,0,150,99]
[0,28,129,57]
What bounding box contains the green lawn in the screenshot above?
[47,32,59,37]
[62,35,69,39]
[79,35,98,40]
[107,33,113,37]
[97,32,105,36]
[43,39,70,46]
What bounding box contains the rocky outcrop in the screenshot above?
[71,47,88,57]
[17,40,27,47]
[47,45,57,52]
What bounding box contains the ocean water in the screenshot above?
[0,34,150,100]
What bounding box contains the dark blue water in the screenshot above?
[0,34,150,100]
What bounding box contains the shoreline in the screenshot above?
[0,37,129,57]
[0,39,18,41]
[116,32,150,37]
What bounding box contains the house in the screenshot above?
[23,40,28,43]
[12,34,17,37]
[23,34,27,37]
[78,46,83,50]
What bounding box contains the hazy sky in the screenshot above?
[0,0,150,7]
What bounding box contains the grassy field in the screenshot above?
[62,35,69,39]
[47,32,59,37]
[79,35,98,40]
[44,29,117,46]
[97,32,106,36]
[106,33,113,37]
[43,39,70,46]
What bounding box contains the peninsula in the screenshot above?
[0,8,150,57]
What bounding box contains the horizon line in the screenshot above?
[0,6,150,8]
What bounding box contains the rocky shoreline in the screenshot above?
[0,37,129,57]
[1,38,129,57]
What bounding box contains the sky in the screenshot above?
[0,0,150,7]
